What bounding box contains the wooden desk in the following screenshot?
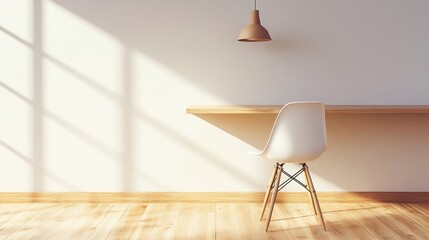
[187,105,429,114]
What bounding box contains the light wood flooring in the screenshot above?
[0,202,428,239]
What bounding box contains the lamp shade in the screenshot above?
[238,10,271,42]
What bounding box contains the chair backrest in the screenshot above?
[262,102,327,163]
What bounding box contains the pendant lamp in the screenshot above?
[238,0,272,42]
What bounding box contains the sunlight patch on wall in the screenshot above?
[0,23,32,100]
[0,87,32,158]
[0,87,32,191]
[43,59,122,154]
[130,51,271,191]
[0,29,33,185]
[42,52,123,191]
[0,145,32,191]
[0,0,32,43]
[44,0,123,96]
[43,116,122,191]
[131,50,226,111]
[129,50,230,190]
[40,1,125,190]
[0,0,34,191]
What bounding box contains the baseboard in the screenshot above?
[1,192,428,203]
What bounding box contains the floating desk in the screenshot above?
[187,105,429,114]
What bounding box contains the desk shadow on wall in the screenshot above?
[194,114,276,150]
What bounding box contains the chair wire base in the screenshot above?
[261,163,327,232]
[276,163,310,192]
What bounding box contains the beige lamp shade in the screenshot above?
[238,10,272,42]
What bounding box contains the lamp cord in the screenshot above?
[254,0,257,10]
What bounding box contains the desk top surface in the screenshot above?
[187,105,429,114]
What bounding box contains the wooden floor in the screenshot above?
[0,202,428,239]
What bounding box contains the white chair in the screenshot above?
[250,102,328,231]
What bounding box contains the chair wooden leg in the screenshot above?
[265,164,282,232]
[303,164,327,231]
[303,164,317,216]
[260,163,278,221]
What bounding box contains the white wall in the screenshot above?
[1,0,429,192]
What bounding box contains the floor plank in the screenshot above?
[249,203,289,240]
[396,203,429,232]
[6,203,64,240]
[87,203,130,240]
[106,203,147,240]
[350,203,403,239]
[323,203,376,240]
[129,203,164,240]
[0,203,51,239]
[52,203,111,240]
[376,203,429,239]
